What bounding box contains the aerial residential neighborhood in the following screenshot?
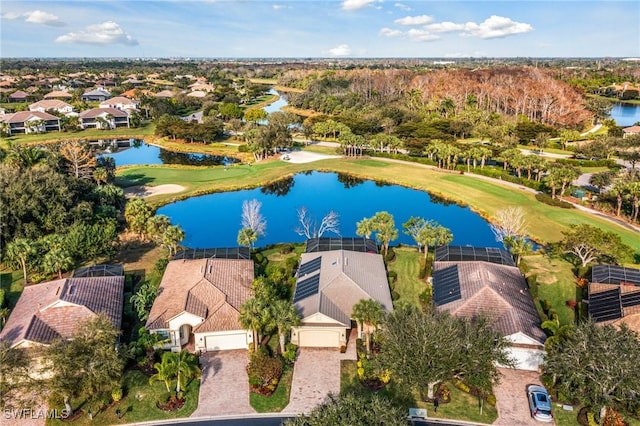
[1,1,640,426]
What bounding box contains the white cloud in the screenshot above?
[55,21,138,46]
[341,0,375,11]
[327,44,351,56]
[426,21,465,33]
[462,15,533,39]
[407,29,440,42]
[272,4,291,10]
[2,10,65,26]
[394,15,433,26]
[379,27,403,37]
[394,3,412,11]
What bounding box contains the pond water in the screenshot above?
[610,103,640,127]
[263,88,289,114]
[157,171,501,249]
[100,142,239,167]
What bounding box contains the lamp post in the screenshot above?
[115,408,121,419]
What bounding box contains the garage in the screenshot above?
[203,332,248,351]
[298,329,341,347]
[504,346,545,371]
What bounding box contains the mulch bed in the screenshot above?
[157,396,185,411]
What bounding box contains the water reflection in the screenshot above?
[260,176,295,197]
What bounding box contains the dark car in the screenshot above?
[527,384,553,422]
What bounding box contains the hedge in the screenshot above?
[535,193,575,209]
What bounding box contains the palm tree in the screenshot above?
[503,236,532,266]
[541,317,572,350]
[239,297,269,351]
[149,352,176,393]
[42,247,74,279]
[355,217,375,239]
[162,225,185,256]
[352,299,384,353]
[93,167,108,186]
[169,350,200,394]
[4,238,36,284]
[434,226,453,250]
[270,300,301,354]
[371,212,398,257]
[237,227,257,249]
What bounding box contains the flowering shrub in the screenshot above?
[247,350,283,396]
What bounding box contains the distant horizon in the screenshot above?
[2,1,639,58]
[2,56,639,61]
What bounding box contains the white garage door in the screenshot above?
[504,347,545,371]
[205,333,247,351]
[298,329,341,347]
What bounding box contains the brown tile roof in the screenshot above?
[1,111,59,123]
[433,261,546,344]
[99,96,138,107]
[29,99,72,110]
[623,126,640,134]
[9,90,28,99]
[294,250,393,325]
[0,276,124,347]
[79,107,128,119]
[154,90,175,98]
[146,258,254,333]
[44,90,73,99]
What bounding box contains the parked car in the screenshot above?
[527,384,553,422]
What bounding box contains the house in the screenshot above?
[432,246,546,371]
[8,90,29,102]
[623,126,640,138]
[79,107,129,129]
[81,88,111,102]
[29,99,74,114]
[187,90,207,98]
[587,265,640,334]
[146,254,254,352]
[99,96,139,111]
[290,237,393,348]
[0,111,61,135]
[154,89,175,98]
[0,272,124,349]
[44,90,73,100]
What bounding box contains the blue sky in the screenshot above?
[1,0,639,58]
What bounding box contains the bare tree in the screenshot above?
[295,207,340,239]
[490,206,527,243]
[241,199,267,237]
[60,140,97,179]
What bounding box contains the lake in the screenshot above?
[610,103,640,127]
[263,88,289,114]
[100,142,239,167]
[157,171,501,249]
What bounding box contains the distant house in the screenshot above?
[623,125,640,138]
[99,96,139,111]
[188,82,215,92]
[146,256,254,352]
[290,238,393,348]
[79,107,129,129]
[154,89,175,99]
[43,90,74,100]
[432,246,546,371]
[187,90,207,98]
[8,90,29,102]
[0,111,61,135]
[0,272,124,349]
[29,99,74,114]
[122,78,145,87]
[587,265,640,334]
[81,88,111,102]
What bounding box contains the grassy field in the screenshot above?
[0,122,156,146]
[115,157,640,252]
[249,366,294,413]
[521,254,578,326]
[387,246,427,307]
[46,370,199,426]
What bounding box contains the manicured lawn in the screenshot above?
[250,366,293,413]
[0,122,155,146]
[115,157,640,253]
[387,246,427,307]
[521,254,578,326]
[46,369,199,426]
[553,405,640,426]
[0,270,24,308]
[340,360,497,424]
[517,144,572,156]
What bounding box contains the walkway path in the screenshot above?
[581,123,603,136]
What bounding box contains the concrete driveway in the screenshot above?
[493,368,555,425]
[191,350,255,417]
[283,344,356,415]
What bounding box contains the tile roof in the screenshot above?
[294,250,393,325]
[0,276,124,347]
[9,90,28,99]
[79,107,128,119]
[44,90,73,99]
[29,99,73,110]
[154,90,175,98]
[99,96,138,107]
[0,110,59,123]
[146,258,254,333]
[433,261,546,344]
[82,88,111,97]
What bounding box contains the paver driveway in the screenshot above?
[283,344,357,415]
[493,368,555,425]
[191,350,255,417]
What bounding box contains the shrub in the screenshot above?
[247,351,283,396]
[283,343,298,364]
[279,243,294,254]
[535,193,575,209]
[419,287,432,311]
[527,274,539,299]
[111,387,123,402]
[486,394,497,406]
[566,299,578,310]
[385,247,396,262]
[154,257,169,274]
[452,378,471,393]
[391,290,400,301]
[602,408,625,426]
[238,144,249,152]
[587,412,598,426]
[387,270,398,283]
